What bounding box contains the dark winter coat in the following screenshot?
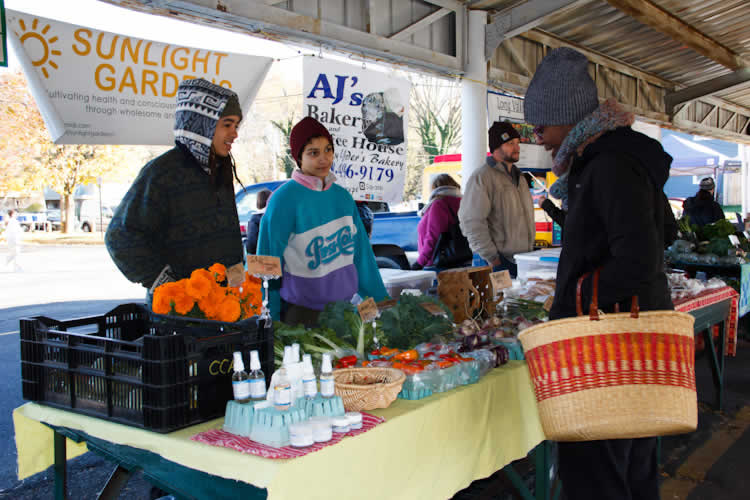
[245,212,263,255]
[550,127,674,320]
[105,144,243,288]
[682,196,724,227]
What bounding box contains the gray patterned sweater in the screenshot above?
[105,144,243,288]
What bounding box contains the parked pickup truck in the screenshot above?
[235,181,419,269]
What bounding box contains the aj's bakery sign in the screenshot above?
[7,10,272,145]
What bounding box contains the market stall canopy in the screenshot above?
[663,129,741,176]
[6,9,272,145]
[662,131,721,176]
[100,0,750,144]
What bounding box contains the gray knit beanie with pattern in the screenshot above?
[523,47,599,126]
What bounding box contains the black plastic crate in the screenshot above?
[20,303,274,433]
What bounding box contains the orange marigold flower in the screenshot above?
[152,286,171,315]
[186,270,213,300]
[218,296,241,322]
[209,263,227,283]
[171,280,196,315]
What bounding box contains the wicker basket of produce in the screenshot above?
[518,269,697,441]
[333,367,406,412]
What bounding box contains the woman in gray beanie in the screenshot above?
[524,47,674,500]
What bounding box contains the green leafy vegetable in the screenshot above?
[377,295,453,350]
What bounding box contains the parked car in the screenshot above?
[46,209,62,231]
[235,181,419,269]
[78,204,115,232]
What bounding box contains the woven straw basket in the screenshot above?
[518,270,697,442]
[333,367,406,412]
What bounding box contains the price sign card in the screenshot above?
[420,302,448,317]
[490,270,513,295]
[247,255,282,278]
[376,298,398,311]
[226,262,246,288]
[357,297,379,322]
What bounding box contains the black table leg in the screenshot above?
[54,430,67,500]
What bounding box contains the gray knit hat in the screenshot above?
[523,47,599,126]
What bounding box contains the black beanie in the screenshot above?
[489,121,521,152]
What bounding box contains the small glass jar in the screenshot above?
[331,416,350,433]
[345,411,363,430]
[310,417,332,442]
[288,422,313,448]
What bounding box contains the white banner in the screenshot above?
[303,56,410,203]
[487,90,552,171]
[7,10,272,145]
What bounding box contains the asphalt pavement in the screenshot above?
[0,244,150,499]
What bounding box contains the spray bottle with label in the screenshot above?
[231,351,251,404]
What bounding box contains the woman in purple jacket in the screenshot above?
[412,174,463,270]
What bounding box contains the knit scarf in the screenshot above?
[551,99,635,177]
[418,186,461,216]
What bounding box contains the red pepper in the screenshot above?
[338,355,358,367]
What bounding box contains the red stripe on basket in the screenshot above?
[526,332,695,401]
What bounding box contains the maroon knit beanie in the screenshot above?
[289,117,334,166]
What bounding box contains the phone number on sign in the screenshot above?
[333,164,394,182]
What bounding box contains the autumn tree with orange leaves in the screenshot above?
[0,71,130,232]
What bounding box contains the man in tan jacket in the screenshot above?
[458,121,535,277]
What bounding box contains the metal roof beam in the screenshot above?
[137,0,462,73]
[390,8,452,41]
[604,0,749,71]
[665,68,750,114]
[423,0,464,10]
[485,0,586,60]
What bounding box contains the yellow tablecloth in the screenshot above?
[14,361,544,500]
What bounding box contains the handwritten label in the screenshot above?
[420,302,447,317]
[543,296,554,312]
[357,297,379,322]
[490,270,513,294]
[246,255,282,277]
[376,298,398,311]
[226,262,246,288]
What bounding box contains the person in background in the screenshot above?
[245,189,271,255]
[524,46,673,500]
[106,78,245,293]
[682,177,724,226]
[257,117,388,327]
[412,174,463,270]
[459,121,535,277]
[355,200,374,238]
[3,209,23,272]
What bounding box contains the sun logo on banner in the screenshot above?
[15,18,61,79]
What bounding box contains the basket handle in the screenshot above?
[576,269,640,320]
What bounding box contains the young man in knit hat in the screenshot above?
[524,47,674,500]
[106,78,245,293]
[458,120,535,277]
[682,176,724,226]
